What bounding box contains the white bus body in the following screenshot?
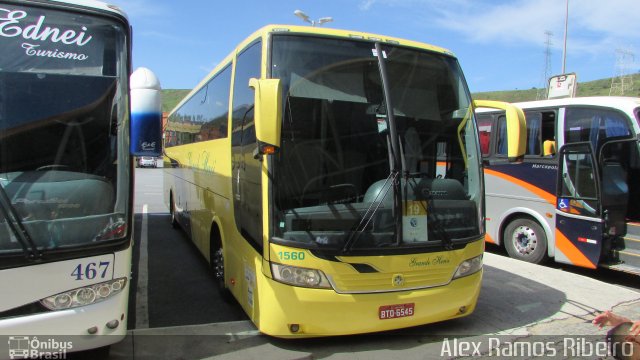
[0,0,161,354]
[478,97,640,274]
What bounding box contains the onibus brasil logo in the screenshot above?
[7,336,72,359]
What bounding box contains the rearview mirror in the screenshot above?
[474,100,526,162]
[249,78,282,157]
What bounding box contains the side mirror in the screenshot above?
[249,78,282,156]
[473,100,526,162]
[130,67,163,157]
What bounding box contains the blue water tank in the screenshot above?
[130,67,162,156]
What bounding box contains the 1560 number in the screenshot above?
[278,251,305,261]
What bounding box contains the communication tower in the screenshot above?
[537,31,553,100]
[610,48,635,96]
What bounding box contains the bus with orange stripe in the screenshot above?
[476,96,640,274]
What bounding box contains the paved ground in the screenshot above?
[111,251,640,359]
[109,168,640,359]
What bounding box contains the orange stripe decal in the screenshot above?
[555,229,596,269]
[484,168,556,205]
[485,233,496,244]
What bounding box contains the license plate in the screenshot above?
[378,303,415,320]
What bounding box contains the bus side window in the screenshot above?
[496,115,508,155]
[476,114,492,157]
[564,107,632,152]
[500,110,556,157]
[540,111,556,156]
[525,112,542,155]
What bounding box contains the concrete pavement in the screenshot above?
[110,252,640,359]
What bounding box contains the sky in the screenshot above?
[107,0,640,93]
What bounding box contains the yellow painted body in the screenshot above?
[259,241,483,336]
[164,25,485,337]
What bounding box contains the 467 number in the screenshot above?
[71,262,110,281]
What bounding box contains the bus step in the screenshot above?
[625,222,640,238]
[609,248,640,273]
[601,261,640,276]
[621,224,640,252]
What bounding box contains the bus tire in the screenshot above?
[503,218,549,264]
[211,231,233,302]
[169,193,179,229]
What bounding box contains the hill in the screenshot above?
[161,74,640,112]
[161,89,190,113]
[472,73,640,102]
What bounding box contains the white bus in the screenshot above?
[0,0,162,356]
[477,97,640,274]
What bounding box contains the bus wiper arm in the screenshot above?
[342,170,398,253]
[374,42,405,246]
[0,183,40,259]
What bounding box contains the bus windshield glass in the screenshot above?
[270,35,482,253]
[0,4,129,258]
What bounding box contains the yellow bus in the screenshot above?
[163,25,525,337]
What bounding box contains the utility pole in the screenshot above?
[561,0,569,74]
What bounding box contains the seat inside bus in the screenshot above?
[2,171,114,246]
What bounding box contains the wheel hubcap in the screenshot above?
[213,248,224,281]
[512,225,537,255]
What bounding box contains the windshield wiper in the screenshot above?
[374,42,406,248]
[341,43,405,253]
[342,170,399,252]
[0,183,40,259]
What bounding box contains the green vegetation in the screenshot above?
[161,89,190,113]
[472,73,640,102]
[161,74,640,112]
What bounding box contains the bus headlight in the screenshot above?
[40,278,127,310]
[271,263,332,289]
[452,255,483,280]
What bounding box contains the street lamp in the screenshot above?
[294,10,333,27]
[561,0,569,74]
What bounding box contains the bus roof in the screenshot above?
[249,25,454,56]
[172,24,456,115]
[477,96,640,114]
[38,0,128,20]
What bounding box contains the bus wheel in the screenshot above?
[212,248,225,289]
[212,246,233,301]
[503,218,548,264]
[169,194,178,229]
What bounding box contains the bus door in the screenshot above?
[555,142,603,269]
[599,139,634,232]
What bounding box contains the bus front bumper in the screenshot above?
[255,270,482,337]
[0,292,128,352]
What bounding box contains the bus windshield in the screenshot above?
[270,35,482,253]
[0,4,129,259]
